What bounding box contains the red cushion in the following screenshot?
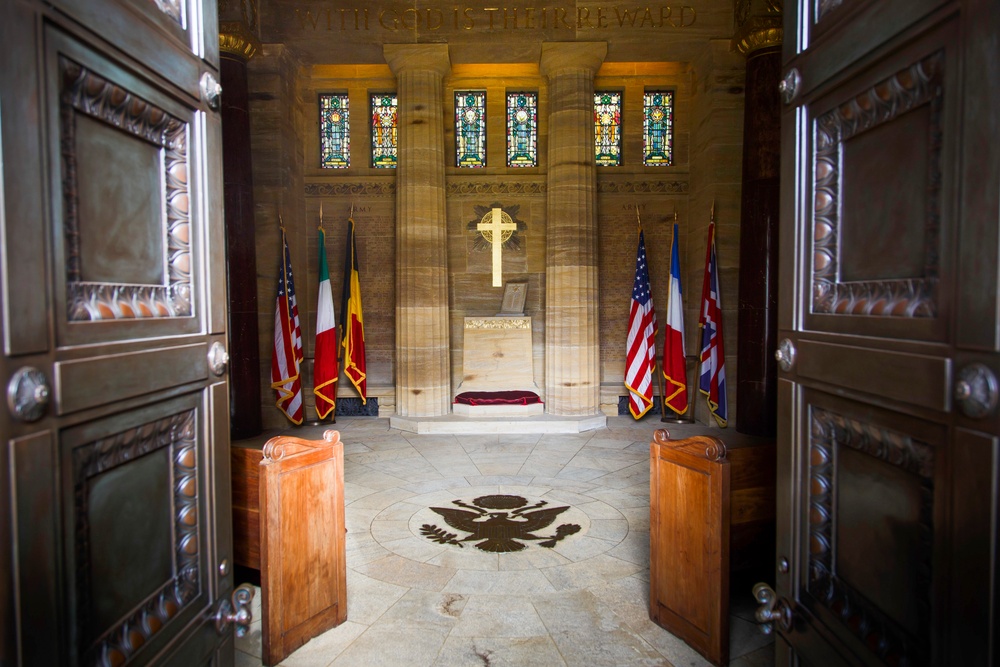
[454,390,542,406]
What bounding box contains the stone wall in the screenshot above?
[247,0,746,427]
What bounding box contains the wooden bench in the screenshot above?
[649,429,776,666]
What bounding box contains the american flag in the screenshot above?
[625,229,658,418]
[271,228,304,424]
[698,218,727,427]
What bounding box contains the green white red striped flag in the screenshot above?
[313,225,338,419]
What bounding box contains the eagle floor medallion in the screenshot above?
[419,494,582,553]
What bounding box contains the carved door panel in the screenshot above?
[775,1,998,665]
[1,1,239,665]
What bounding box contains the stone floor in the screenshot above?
[234,416,774,666]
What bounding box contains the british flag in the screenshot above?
[698,218,727,427]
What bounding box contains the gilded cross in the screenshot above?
[477,207,517,287]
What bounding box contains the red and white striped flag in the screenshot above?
[313,223,338,420]
[663,223,688,415]
[698,215,728,427]
[271,227,303,424]
[625,228,658,418]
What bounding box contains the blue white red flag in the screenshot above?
[625,229,658,419]
[271,227,304,424]
[698,217,727,427]
[663,223,688,415]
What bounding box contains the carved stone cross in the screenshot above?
[477,207,517,287]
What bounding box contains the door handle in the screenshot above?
[753,582,793,635]
[212,584,255,637]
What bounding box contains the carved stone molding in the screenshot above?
[305,182,396,197]
[60,58,193,321]
[73,410,199,666]
[596,179,689,194]
[732,0,782,55]
[808,406,933,665]
[812,52,943,318]
[218,0,260,59]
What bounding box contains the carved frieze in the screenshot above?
[60,58,193,322]
[808,406,933,665]
[448,181,546,196]
[597,179,689,194]
[812,53,942,318]
[73,409,199,665]
[305,182,396,196]
[465,317,531,330]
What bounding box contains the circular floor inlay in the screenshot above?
[418,494,582,553]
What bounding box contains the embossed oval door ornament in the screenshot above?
[420,494,581,553]
[7,366,50,422]
[779,68,801,105]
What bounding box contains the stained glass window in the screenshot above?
[643,90,673,166]
[506,92,537,168]
[455,91,486,168]
[370,93,397,168]
[594,91,623,167]
[320,93,350,168]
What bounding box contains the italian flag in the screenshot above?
[313,227,338,419]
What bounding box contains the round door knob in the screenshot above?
[954,363,998,419]
[775,338,796,372]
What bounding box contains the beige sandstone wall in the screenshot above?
[248,0,744,426]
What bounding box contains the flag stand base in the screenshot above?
[660,415,694,424]
[304,419,336,426]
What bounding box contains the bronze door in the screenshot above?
[775,0,998,665]
[1,0,240,664]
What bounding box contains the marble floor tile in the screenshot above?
[236,417,771,666]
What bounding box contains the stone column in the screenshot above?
[733,2,782,436]
[384,45,452,417]
[219,6,261,438]
[540,42,607,416]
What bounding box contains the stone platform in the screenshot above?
[389,413,607,434]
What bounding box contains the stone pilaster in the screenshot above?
[540,42,607,416]
[385,45,453,417]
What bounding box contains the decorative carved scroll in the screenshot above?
[812,53,943,318]
[262,429,342,463]
[60,58,192,321]
[652,429,727,462]
[808,406,933,665]
[73,409,198,666]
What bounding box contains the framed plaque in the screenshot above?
[499,281,527,315]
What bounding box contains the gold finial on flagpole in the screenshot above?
[349,202,355,220]
[711,200,716,222]
[279,212,284,231]
[634,201,641,230]
[319,202,324,231]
